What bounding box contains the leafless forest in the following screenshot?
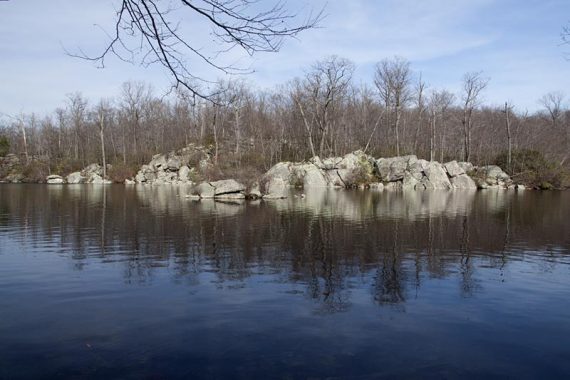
[1,56,568,182]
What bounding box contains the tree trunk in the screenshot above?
[504,102,512,173]
[99,111,107,179]
[395,105,401,156]
[430,109,436,161]
[20,121,29,164]
[295,99,317,158]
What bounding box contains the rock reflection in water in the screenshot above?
[0,185,568,313]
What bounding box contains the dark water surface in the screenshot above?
[0,185,569,379]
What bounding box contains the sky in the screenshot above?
[1,0,569,117]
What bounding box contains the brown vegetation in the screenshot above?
[0,57,568,188]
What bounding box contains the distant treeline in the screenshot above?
[1,56,568,177]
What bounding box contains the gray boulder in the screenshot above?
[192,182,216,198]
[89,174,112,184]
[261,162,292,198]
[166,157,182,171]
[46,175,64,184]
[150,154,167,170]
[423,162,453,189]
[457,162,474,173]
[444,161,465,177]
[178,166,191,182]
[297,164,329,187]
[66,172,85,184]
[135,172,146,183]
[475,165,511,187]
[331,151,376,186]
[211,179,246,196]
[262,178,289,199]
[451,174,477,189]
[402,171,421,190]
[82,163,103,176]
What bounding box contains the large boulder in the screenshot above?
[444,161,465,177]
[66,172,86,184]
[82,163,103,177]
[402,171,421,190]
[332,151,376,186]
[178,166,191,182]
[423,162,453,189]
[408,159,428,181]
[261,162,292,198]
[89,174,112,184]
[474,165,511,187]
[135,172,147,183]
[166,157,182,171]
[376,155,417,182]
[457,162,474,173]
[262,178,289,199]
[451,174,477,189]
[192,182,215,198]
[150,154,168,170]
[295,163,329,188]
[211,179,246,196]
[46,174,64,184]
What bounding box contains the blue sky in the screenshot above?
[1,0,569,116]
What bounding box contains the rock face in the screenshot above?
[66,172,85,184]
[134,144,211,185]
[190,179,247,199]
[192,182,216,198]
[472,165,512,188]
[255,151,515,197]
[423,162,453,189]
[46,175,64,184]
[444,161,465,178]
[450,174,478,189]
[261,162,292,199]
[212,179,246,196]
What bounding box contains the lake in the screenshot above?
[0,185,569,379]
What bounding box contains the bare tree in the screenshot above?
[461,72,489,162]
[18,115,29,164]
[97,100,111,179]
[73,0,322,100]
[412,74,427,154]
[503,102,513,173]
[294,56,354,158]
[66,93,88,163]
[538,91,564,128]
[427,90,455,162]
[374,57,413,156]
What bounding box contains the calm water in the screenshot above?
[0,185,569,380]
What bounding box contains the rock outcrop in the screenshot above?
[258,152,516,198]
[133,144,211,185]
[471,165,512,188]
[65,164,112,184]
[46,175,64,184]
[190,179,248,199]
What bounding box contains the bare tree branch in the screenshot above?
[71,0,323,102]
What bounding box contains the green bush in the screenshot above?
[494,149,568,189]
[0,135,9,157]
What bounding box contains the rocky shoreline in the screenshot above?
[0,146,524,199]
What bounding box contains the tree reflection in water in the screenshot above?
[0,185,568,313]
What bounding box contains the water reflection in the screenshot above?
[0,185,568,312]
